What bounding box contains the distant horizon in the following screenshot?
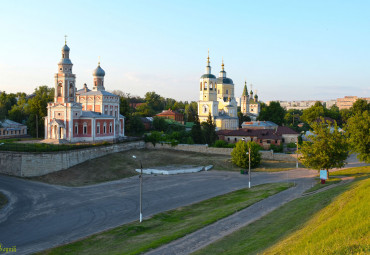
[1,1,369,102]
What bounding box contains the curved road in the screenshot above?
[0,169,318,254]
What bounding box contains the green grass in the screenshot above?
[304,177,342,193]
[0,192,8,210]
[193,177,369,255]
[38,183,292,255]
[332,166,370,177]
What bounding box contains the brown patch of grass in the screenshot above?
[29,149,241,186]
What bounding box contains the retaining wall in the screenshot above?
[145,143,299,161]
[0,141,145,177]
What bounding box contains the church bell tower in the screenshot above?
[54,36,76,104]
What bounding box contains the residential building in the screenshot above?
[156,109,184,124]
[0,119,27,139]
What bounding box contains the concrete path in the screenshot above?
[145,178,313,255]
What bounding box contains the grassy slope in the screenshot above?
[39,183,291,255]
[194,177,369,255]
[264,177,369,254]
[0,192,8,210]
[332,165,370,176]
[303,177,342,193]
[29,149,302,186]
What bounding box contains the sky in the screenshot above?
[0,0,369,102]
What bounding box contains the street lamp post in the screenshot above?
[242,138,252,189]
[296,137,299,168]
[132,155,143,223]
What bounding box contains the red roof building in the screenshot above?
[156,110,184,124]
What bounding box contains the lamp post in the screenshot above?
[296,137,299,168]
[242,138,251,189]
[132,155,143,223]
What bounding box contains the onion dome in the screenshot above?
[93,63,105,77]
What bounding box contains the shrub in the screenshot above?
[270,144,283,153]
[287,142,296,148]
[214,140,229,148]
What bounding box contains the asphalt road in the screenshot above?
[0,168,318,254]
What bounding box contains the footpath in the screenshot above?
[145,176,352,255]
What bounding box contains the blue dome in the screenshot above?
[62,44,70,52]
[58,58,72,65]
[216,77,234,85]
[93,65,105,77]
[200,74,216,79]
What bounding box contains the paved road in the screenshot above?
[0,169,318,254]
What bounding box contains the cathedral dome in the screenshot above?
[216,77,234,85]
[201,73,216,79]
[62,44,70,52]
[93,64,105,77]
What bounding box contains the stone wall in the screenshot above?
[0,141,145,177]
[146,143,299,161]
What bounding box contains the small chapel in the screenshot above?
[44,39,125,143]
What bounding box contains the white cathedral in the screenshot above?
[198,53,238,130]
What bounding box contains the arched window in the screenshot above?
[83,122,87,134]
[103,123,107,134]
[204,82,208,90]
[74,124,78,134]
[226,89,229,94]
[200,82,202,91]
[97,123,100,134]
[57,83,63,97]
[109,122,112,133]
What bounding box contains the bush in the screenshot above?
[287,142,296,148]
[214,140,228,148]
[270,144,283,153]
[231,140,261,168]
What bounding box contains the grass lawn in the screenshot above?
[38,182,292,255]
[193,177,369,255]
[0,192,8,210]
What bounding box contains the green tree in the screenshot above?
[0,92,17,120]
[153,116,168,131]
[231,140,262,168]
[126,115,145,135]
[300,118,349,177]
[145,91,164,112]
[8,96,29,124]
[201,112,217,145]
[191,113,203,144]
[238,111,251,128]
[301,101,326,124]
[134,103,156,117]
[26,86,54,137]
[185,102,198,122]
[351,99,370,115]
[258,101,286,125]
[345,111,370,163]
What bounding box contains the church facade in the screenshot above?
[44,41,125,143]
[241,82,261,120]
[198,53,238,130]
